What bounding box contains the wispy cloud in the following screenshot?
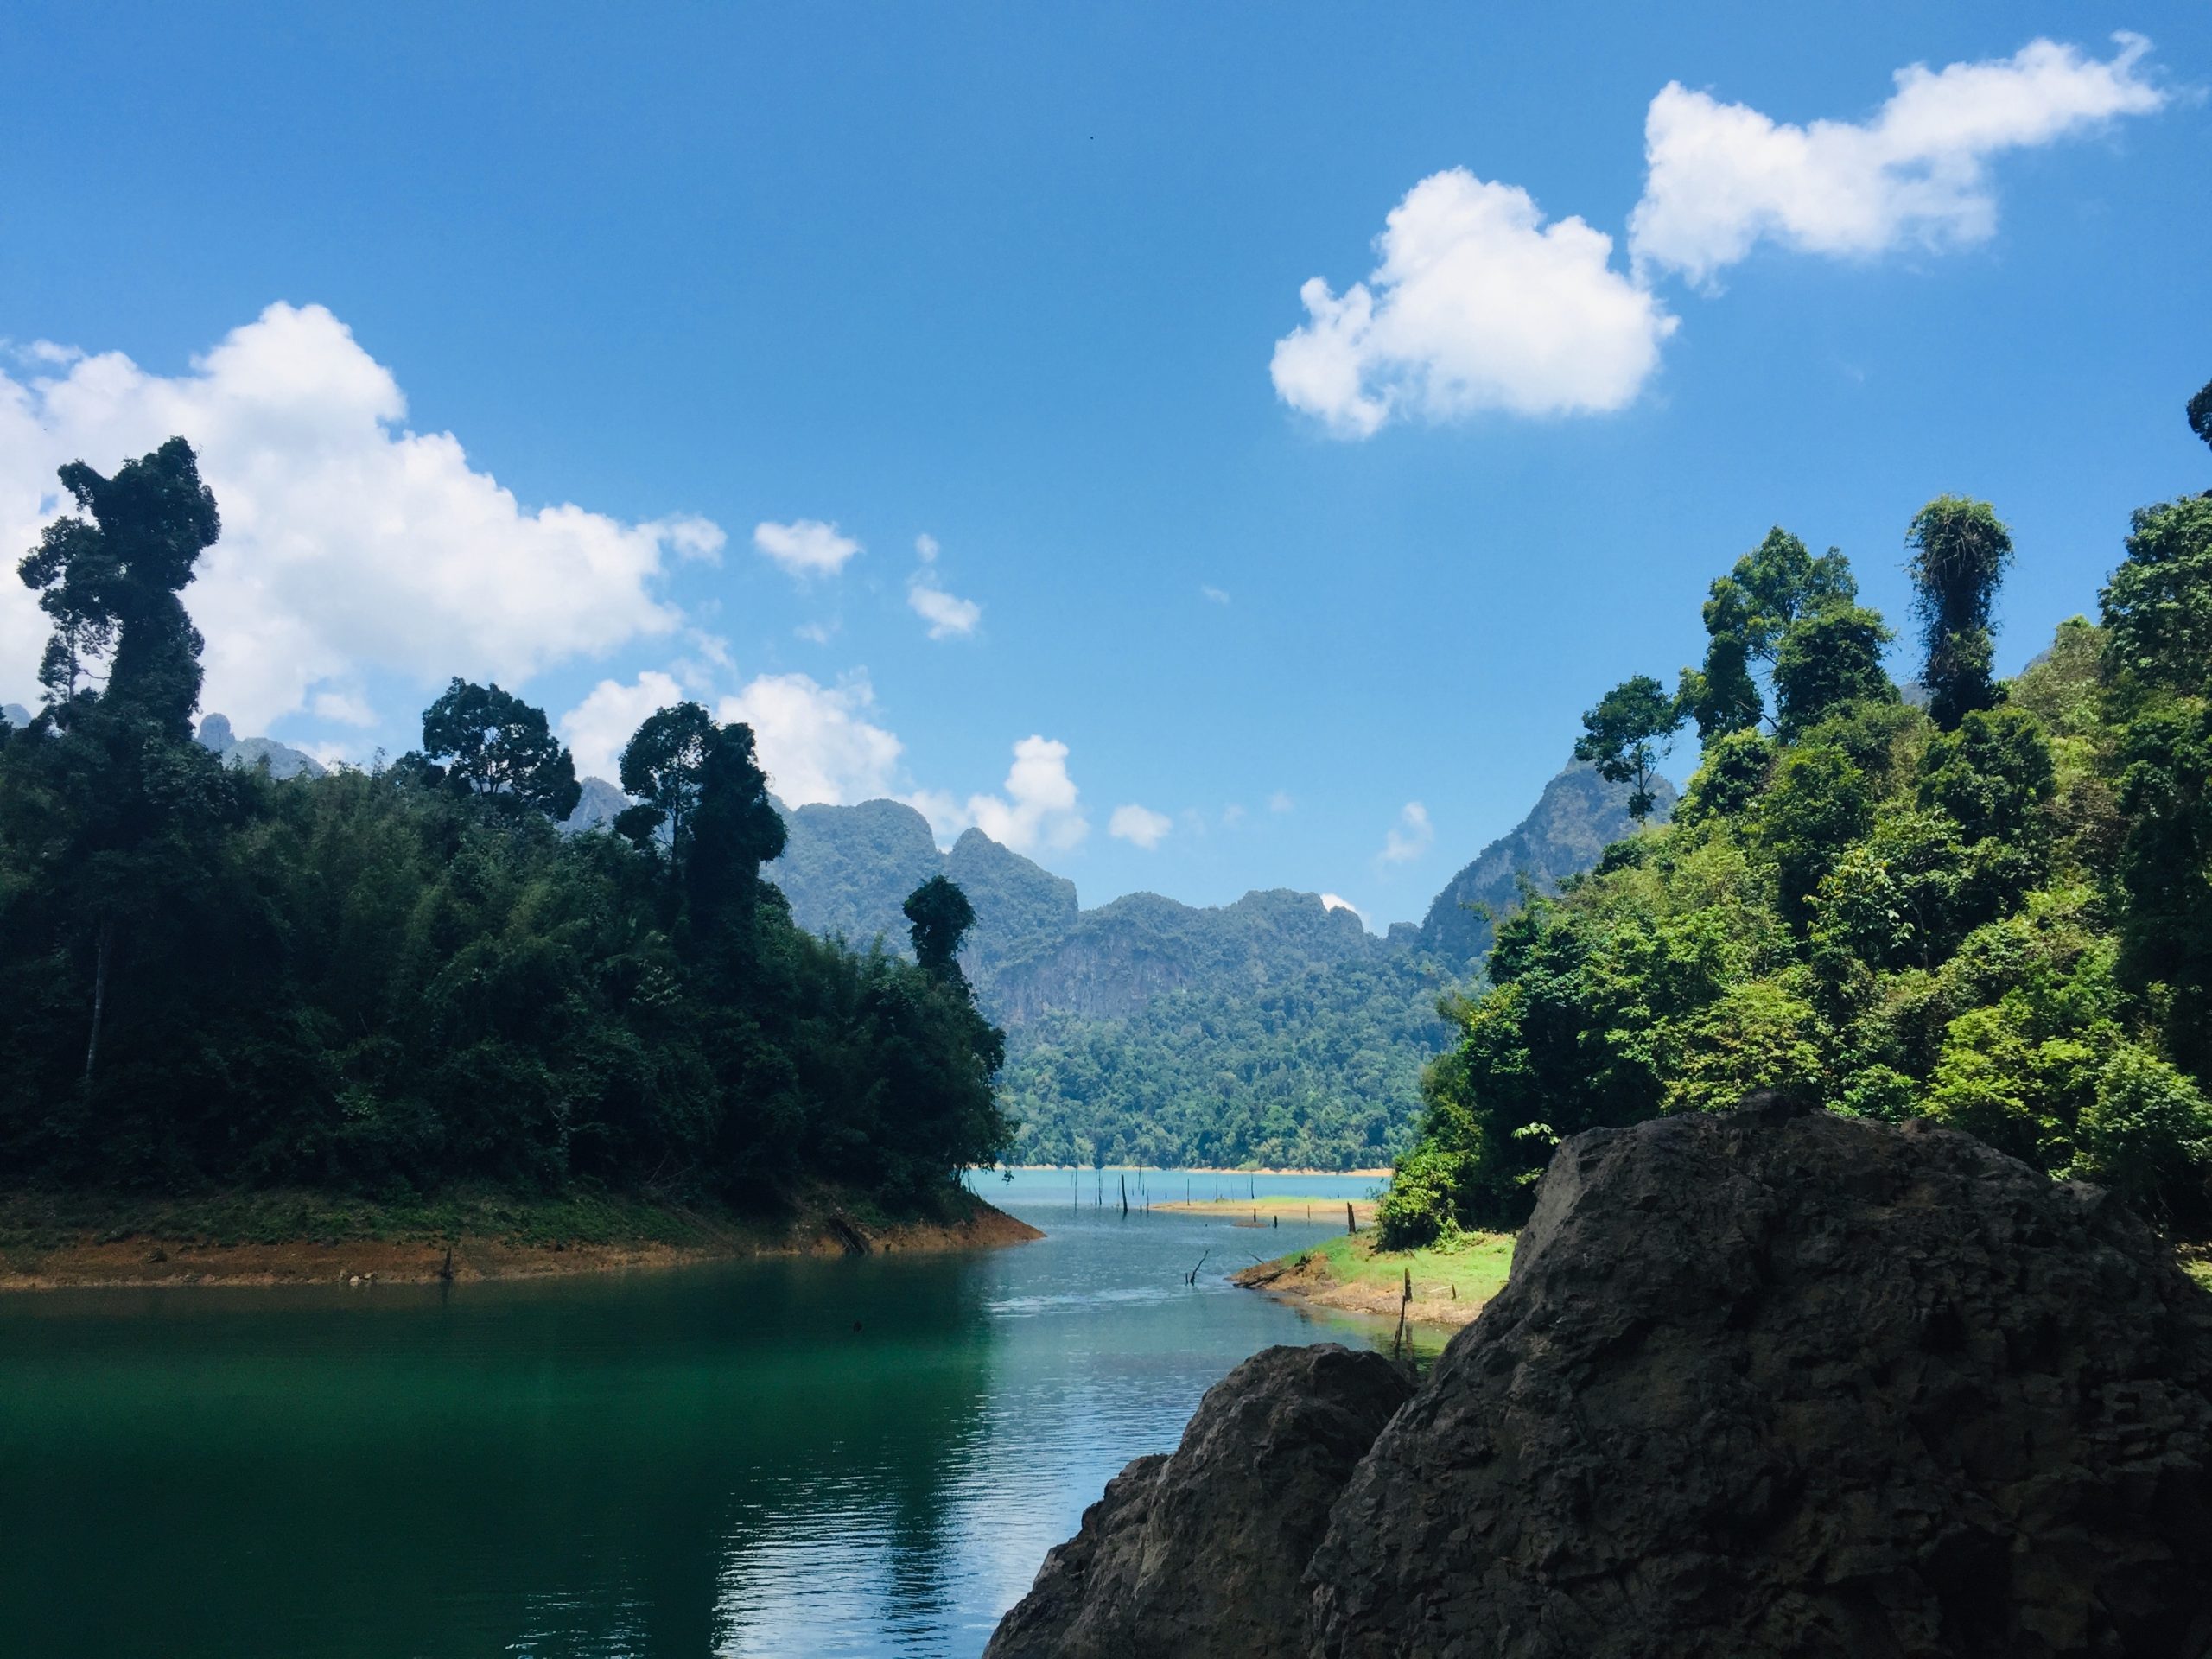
[753,518,861,580]
[1380,800,1433,863]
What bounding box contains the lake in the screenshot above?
[0,1168,1402,1658]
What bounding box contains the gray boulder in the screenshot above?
[1317,1099,2212,1657]
[986,1344,1413,1659]
[995,1101,2212,1657]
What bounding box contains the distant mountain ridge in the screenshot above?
[757,762,1663,1168]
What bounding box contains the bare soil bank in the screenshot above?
[0,1186,1041,1291]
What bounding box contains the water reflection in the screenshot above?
[0,1169,1394,1657]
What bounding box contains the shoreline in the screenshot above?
[0,1188,1042,1293]
[1007,1165,1393,1179]
[1231,1230,1516,1331]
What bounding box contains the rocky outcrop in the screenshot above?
[986,1344,1413,1659]
[1418,760,1673,969]
[995,1100,2212,1657]
[197,712,327,779]
[560,775,632,836]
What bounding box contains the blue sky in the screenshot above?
[3,3,2207,925]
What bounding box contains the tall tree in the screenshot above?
[617,700,715,855]
[18,436,218,737]
[1772,606,1897,739]
[683,721,786,930]
[14,438,226,1082]
[904,874,977,982]
[419,679,582,821]
[1678,530,1858,740]
[2188,375,2212,453]
[1573,675,1681,823]
[1905,496,2014,729]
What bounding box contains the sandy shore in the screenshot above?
[0,1194,1042,1293]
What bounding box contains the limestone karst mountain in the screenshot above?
[754,763,1662,1168]
[1417,760,1674,969]
[196,713,327,780]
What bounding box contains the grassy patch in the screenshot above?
[2179,1245,2212,1294]
[1288,1229,1515,1303]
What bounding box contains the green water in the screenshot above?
[0,1170,1403,1657]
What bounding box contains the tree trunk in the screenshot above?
[84,917,115,1084]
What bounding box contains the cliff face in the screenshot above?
[992,1101,2212,1657]
[1417,760,1673,969]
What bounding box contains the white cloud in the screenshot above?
[1380,800,1433,863]
[915,532,939,563]
[1630,34,2164,287]
[1222,803,1247,827]
[753,518,861,580]
[1273,36,2165,437]
[907,575,982,639]
[311,689,378,728]
[0,302,720,725]
[961,735,1088,855]
[1109,803,1173,849]
[560,669,687,783]
[1200,584,1230,605]
[1321,893,1366,922]
[1268,791,1294,814]
[1272,168,1676,436]
[716,672,906,809]
[718,671,903,807]
[794,620,838,645]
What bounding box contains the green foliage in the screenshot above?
[1573,674,1681,822]
[1916,706,2056,844]
[2101,495,2212,699]
[2188,377,2212,453]
[1000,954,1446,1172]
[2076,1044,2212,1217]
[1678,529,1857,740]
[1759,743,1874,925]
[1,443,1008,1211]
[1907,495,2015,728]
[419,678,583,822]
[2112,697,2212,1074]
[904,874,976,980]
[1772,606,1897,740]
[1676,729,1772,826]
[18,436,219,735]
[617,700,713,853]
[1389,428,2212,1240]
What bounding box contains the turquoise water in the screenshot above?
[0,1168,1394,1657]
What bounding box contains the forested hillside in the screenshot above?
[0,440,1009,1210]
[773,766,1656,1169]
[1383,387,2212,1243]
